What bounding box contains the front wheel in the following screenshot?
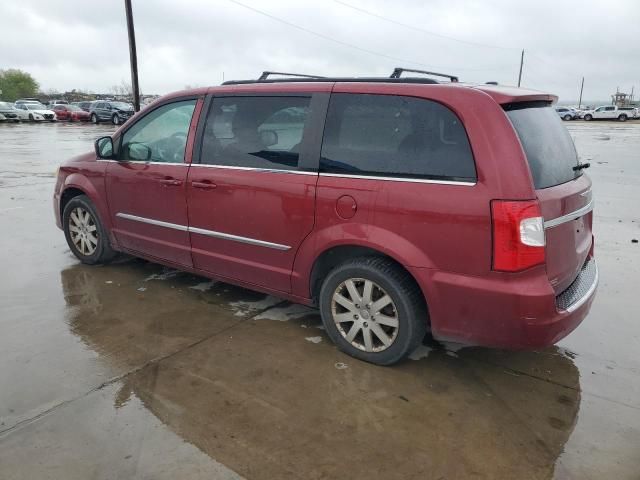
[63,195,116,264]
[584,114,593,121]
[618,114,628,122]
[28,114,34,121]
[112,113,120,125]
[319,257,427,365]
[563,114,572,121]
[90,113,98,124]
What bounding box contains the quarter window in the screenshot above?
[201,96,311,170]
[119,99,196,163]
[320,93,476,181]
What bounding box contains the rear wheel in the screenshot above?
[584,114,593,121]
[319,257,427,365]
[63,195,116,265]
[618,114,628,122]
[90,113,98,124]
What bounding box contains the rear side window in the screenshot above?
[320,93,476,181]
[506,105,580,189]
[201,96,311,170]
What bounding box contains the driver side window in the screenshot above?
[120,99,196,163]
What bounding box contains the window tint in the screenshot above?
[201,96,311,170]
[120,99,196,163]
[320,93,476,181]
[506,105,580,189]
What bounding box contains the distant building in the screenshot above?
[611,89,637,107]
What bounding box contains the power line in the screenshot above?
[333,0,520,51]
[226,0,511,73]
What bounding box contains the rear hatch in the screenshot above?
[505,103,593,294]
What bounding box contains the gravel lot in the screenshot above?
[0,121,639,479]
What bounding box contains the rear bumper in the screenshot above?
[409,258,598,349]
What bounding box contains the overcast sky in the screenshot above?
[1,0,638,102]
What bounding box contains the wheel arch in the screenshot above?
[61,173,113,232]
[302,242,429,319]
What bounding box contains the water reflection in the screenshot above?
[60,262,581,479]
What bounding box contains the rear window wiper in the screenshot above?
[573,162,591,171]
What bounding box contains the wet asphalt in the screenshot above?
[0,120,638,479]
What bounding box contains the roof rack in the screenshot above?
[257,71,326,81]
[221,67,458,86]
[390,67,458,83]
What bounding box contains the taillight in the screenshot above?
[491,200,545,272]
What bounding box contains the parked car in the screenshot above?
[89,101,134,125]
[74,101,95,112]
[53,70,597,365]
[0,101,22,122]
[583,105,632,121]
[14,98,42,105]
[14,102,56,121]
[555,107,577,121]
[53,104,90,122]
[48,99,69,106]
[618,106,639,119]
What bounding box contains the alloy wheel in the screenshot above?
[68,207,98,256]
[331,278,399,352]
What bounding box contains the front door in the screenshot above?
[106,98,199,267]
[186,94,321,292]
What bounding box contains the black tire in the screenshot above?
[112,113,120,125]
[63,195,116,265]
[28,114,34,121]
[584,114,593,121]
[563,114,572,121]
[618,114,627,122]
[90,113,98,124]
[68,115,73,122]
[319,257,428,366]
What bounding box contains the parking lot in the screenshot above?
[0,121,639,479]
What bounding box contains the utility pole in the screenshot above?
[578,77,584,110]
[124,0,140,112]
[517,49,524,87]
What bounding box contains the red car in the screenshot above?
[53,104,90,122]
[53,69,597,365]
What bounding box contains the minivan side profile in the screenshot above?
[53,70,598,365]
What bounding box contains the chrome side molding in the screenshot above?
[115,213,291,251]
[544,199,594,229]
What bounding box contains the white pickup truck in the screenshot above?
[583,105,637,122]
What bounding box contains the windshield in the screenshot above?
[112,102,132,110]
[25,103,46,110]
[505,104,581,189]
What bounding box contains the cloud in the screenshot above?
[0,0,638,102]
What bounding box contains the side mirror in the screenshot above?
[125,143,152,161]
[95,136,114,158]
[260,129,278,147]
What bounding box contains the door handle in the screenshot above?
[159,178,182,186]
[191,181,217,190]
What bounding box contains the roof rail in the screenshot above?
[257,71,326,81]
[390,67,458,83]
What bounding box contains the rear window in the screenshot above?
[506,104,580,189]
[320,93,476,181]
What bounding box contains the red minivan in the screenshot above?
[53,70,597,365]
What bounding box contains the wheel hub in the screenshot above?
[331,278,399,353]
